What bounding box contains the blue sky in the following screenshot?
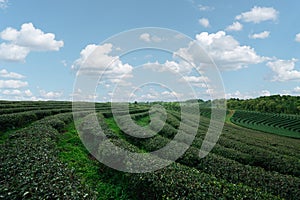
[0,0,300,101]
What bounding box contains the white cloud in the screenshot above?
[143,60,193,74]
[61,60,67,67]
[2,89,22,95]
[0,69,25,79]
[199,18,210,28]
[249,31,270,39]
[198,4,214,11]
[225,22,243,31]
[72,44,98,69]
[151,35,162,43]
[139,33,151,42]
[0,89,37,100]
[1,23,64,51]
[295,33,300,42]
[293,86,300,93]
[0,0,8,9]
[1,89,32,97]
[139,33,162,43]
[161,90,177,96]
[70,89,98,102]
[24,89,33,96]
[181,76,208,82]
[226,90,272,99]
[134,89,182,102]
[260,90,271,96]
[161,91,182,99]
[0,43,30,62]
[179,31,267,70]
[0,27,19,41]
[0,23,64,62]
[72,43,133,84]
[180,75,209,88]
[236,6,279,23]
[226,90,254,99]
[267,58,300,81]
[0,80,28,88]
[40,90,63,99]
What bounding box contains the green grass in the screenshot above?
[225,110,235,124]
[134,115,150,126]
[57,122,136,200]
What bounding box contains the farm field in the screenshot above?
[230,110,300,138]
[0,100,299,199]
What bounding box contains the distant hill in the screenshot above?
[227,95,300,114]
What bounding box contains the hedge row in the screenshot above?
[104,113,300,199]
[91,114,283,199]
[159,111,300,177]
[0,113,96,199]
[128,162,282,200]
[231,110,300,138]
[0,108,71,132]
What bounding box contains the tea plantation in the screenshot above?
[230,110,300,138]
[0,100,299,199]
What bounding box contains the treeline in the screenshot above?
[227,95,300,114]
[148,95,300,115]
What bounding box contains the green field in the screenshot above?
[230,110,300,138]
[0,100,299,199]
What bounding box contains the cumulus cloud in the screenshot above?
[72,43,133,84]
[267,58,300,81]
[0,0,8,9]
[1,23,64,51]
[0,43,30,62]
[0,69,25,79]
[199,18,210,28]
[226,22,243,31]
[0,80,28,88]
[139,33,162,43]
[295,33,300,42]
[180,76,209,88]
[143,60,193,74]
[236,6,279,23]
[181,76,208,83]
[177,31,266,70]
[249,31,270,39]
[0,23,64,62]
[40,90,63,99]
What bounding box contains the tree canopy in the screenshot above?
[227,95,300,114]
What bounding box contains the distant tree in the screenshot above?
[227,95,300,114]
